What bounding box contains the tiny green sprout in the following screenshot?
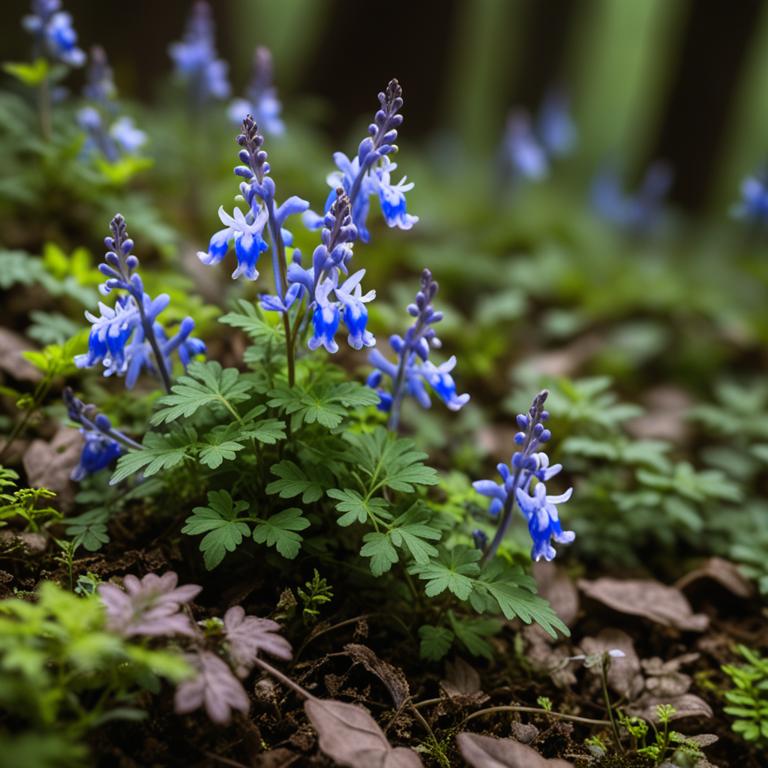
[198,616,225,637]
[656,703,676,724]
[74,572,102,596]
[0,475,60,532]
[536,695,553,712]
[584,735,607,756]
[297,569,333,624]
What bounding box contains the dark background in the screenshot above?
[3,0,767,212]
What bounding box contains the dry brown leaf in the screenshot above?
[457,733,574,768]
[533,562,579,627]
[578,578,709,631]
[627,692,713,722]
[676,557,754,599]
[441,657,487,704]
[344,643,410,707]
[0,329,41,382]
[22,427,81,511]
[304,698,423,768]
[580,628,644,699]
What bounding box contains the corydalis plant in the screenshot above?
[23,0,85,67]
[75,214,205,392]
[229,46,284,135]
[368,268,469,431]
[474,390,575,562]
[78,46,146,162]
[169,0,230,109]
[305,78,418,242]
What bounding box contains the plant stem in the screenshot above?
[135,300,172,393]
[461,704,612,727]
[251,656,316,701]
[600,655,624,753]
[38,74,51,141]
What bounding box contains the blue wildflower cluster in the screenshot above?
[591,162,672,233]
[304,79,418,243]
[22,0,85,68]
[76,214,204,392]
[63,388,140,481]
[733,173,768,225]
[473,390,574,562]
[229,47,284,136]
[77,46,146,163]
[282,189,376,353]
[169,0,230,107]
[503,91,576,182]
[199,114,308,294]
[367,268,469,430]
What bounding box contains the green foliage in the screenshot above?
[0,469,59,532]
[0,581,191,761]
[182,490,310,569]
[723,645,768,745]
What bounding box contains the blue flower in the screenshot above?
[169,1,230,105]
[591,162,672,233]
[71,430,122,482]
[374,160,419,231]
[503,112,548,181]
[308,277,341,354]
[472,390,574,561]
[198,205,269,280]
[229,47,284,136]
[23,0,85,67]
[303,80,416,244]
[733,175,768,224]
[515,484,575,562]
[111,117,146,154]
[537,91,576,158]
[334,270,376,350]
[77,215,204,392]
[367,269,468,430]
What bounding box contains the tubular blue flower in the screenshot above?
[303,79,418,244]
[169,1,230,107]
[733,174,768,225]
[367,269,468,430]
[23,0,85,67]
[229,47,284,136]
[77,215,204,392]
[537,91,576,158]
[78,46,146,162]
[515,484,575,562]
[197,205,269,280]
[308,276,341,354]
[502,112,548,181]
[334,270,376,350]
[374,160,418,230]
[472,390,575,563]
[63,388,140,482]
[202,115,307,299]
[591,162,672,233]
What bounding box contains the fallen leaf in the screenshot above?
[578,578,709,631]
[533,562,579,626]
[580,629,644,699]
[305,698,423,768]
[676,557,754,599]
[344,643,410,707]
[627,692,713,722]
[441,657,487,704]
[457,733,574,768]
[23,427,81,511]
[0,329,41,382]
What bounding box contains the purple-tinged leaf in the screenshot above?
[223,606,292,677]
[457,733,574,768]
[174,651,249,724]
[305,698,423,768]
[98,571,201,637]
